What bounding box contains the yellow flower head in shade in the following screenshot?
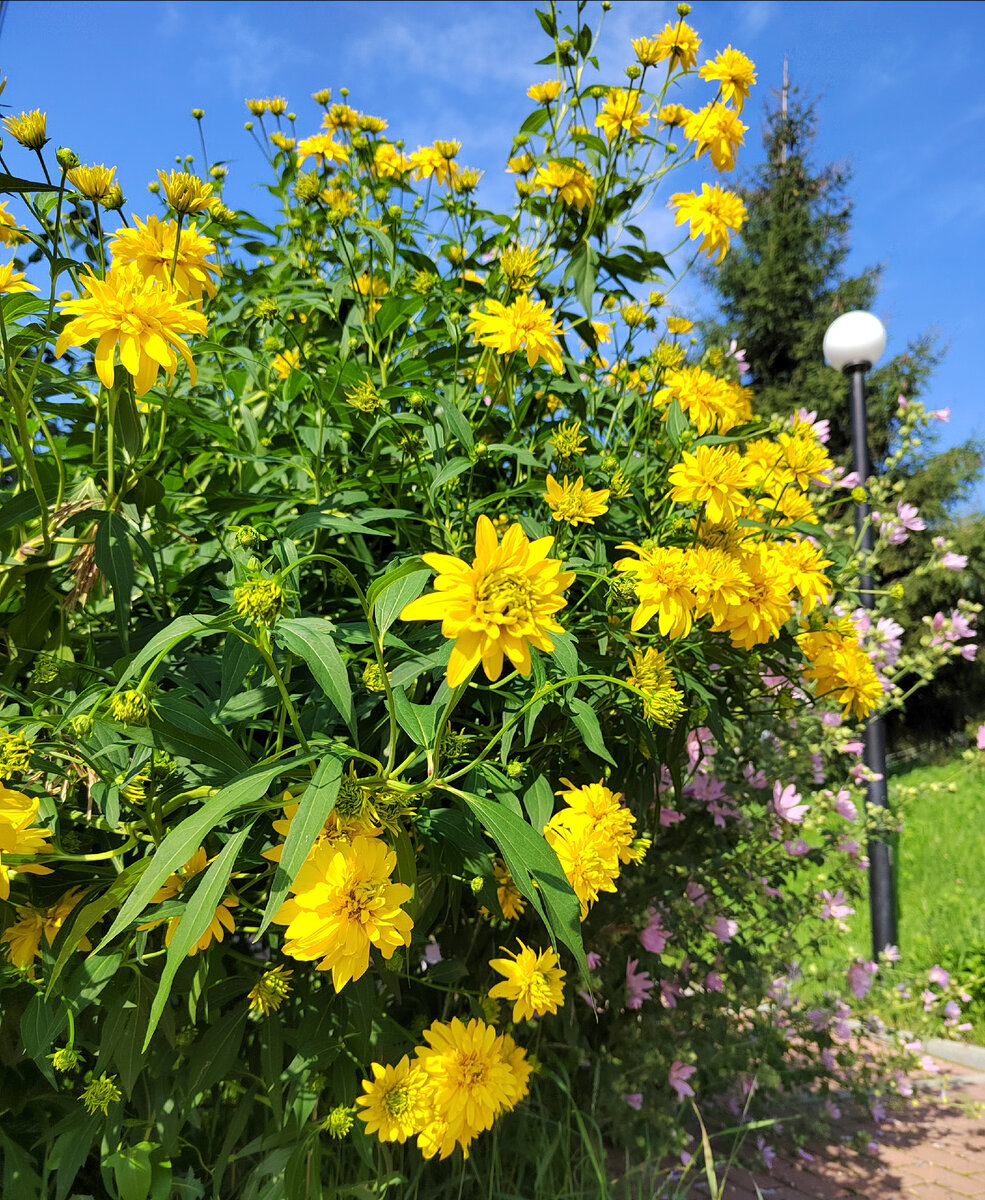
[684,102,748,172]
[79,1073,123,1116]
[658,103,692,128]
[498,243,539,291]
[467,294,563,373]
[296,132,350,169]
[668,443,751,524]
[492,858,525,919]
[156,169,214,216]
[414,1017,529,1158]
[247,964,294,1017]
[544,810,620,920]
[322,1106,355,1138]
[551,419,588,459]
[357,1055,431,1144]
[527,79,562,104]
[273,834,414,991]
[672,182,746,263]
[271,347,301,379]
[614,542,697,638]
[626,647,686,728]
[4,109,48,150]
[373,141,411,179]
[532,160,595,210]
[401,515,575,688]
[164,890,238,957]
[108,214,220,306]
[0,786,54,900]
[0,261,39,295]
[797,623,883,720]
[698,46,757,113]
[0,200,27,246]
[323,103,360,132]
[595,88,650,143]
[67,163,117,202]
[55,264,208,396]
[0,730,32,779]
[1,904,44,969]
[543,475,610,526]
[650,20,702,71]
[489,940,566,1022]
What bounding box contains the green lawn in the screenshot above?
[812,753,985,1039]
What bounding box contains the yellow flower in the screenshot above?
[67,163,117,202]
[614,543,697,638]
[468,294,563,373]
[684,103,748,172]
[4,109,47,150]
[0,729,32,779]
[246,98,269,116]
[358,114,388,134]
[626,648,686,728]
[668,444,750,524]
[698,47,757,112]
[0,786,54,900]
[671,183,747,263]
[373,142,410,178]
[157,169,214,216]
[274,835,414,990]
[658,103,692,128]
[409,143,459,187]
[55,264,208,396]
[622,301,647,327]
[551,419,588,458]
[0,261,39,294]
[400,514,575,687]
[489,941,566,1021]
[322,1106,355,1138]
[713,542,795,649]
[499,243,539,291]
[686,544,750,625]
[79,1073,122,1116]
[108,214,220,306]
[0,201,27,246]
[631,36,664,67]
[666,316,693,334]
[415,1017,528,1157]
[266,347,299,380]
[653,364,752,434]
[543,475,609,526]
[532,161,595,210]
[544,810,620,920]
[649,20,702,71]
[164,891,237,956]
[323,103,360,132]
[527,80,562,104]
[357,1056,431,1144]
[506,153,535,175]
[351,272,388,317]
[552,779,637,864]
[595,88,650,143]
[247,964,294,1016]
[492,859,525,920]
[798,624,883,719]
[0,904,44,968]
[296,133,350,168]
[269,132,295,152]
[265,96,288,116]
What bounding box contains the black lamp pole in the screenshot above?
[846,361,898,958]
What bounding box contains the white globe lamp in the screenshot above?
[823,311,887,372]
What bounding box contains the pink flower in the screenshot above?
[847,957,877,999]
[882,944,901,962]
[932,407,950,422]
[772,781,809,823]
[820,888,854,921]
[640,908,672,954]
[757,1137,776,1169]
[586,951,602,970]
[897,395,908,410]
[821,711,843,727]
[728,338,748,374]
[821,1048,837,1070]
[921,989,936,1012]
[685,881,708,907]
[708,916,738,943]
[659,807,685,826]
[420,937,443,970]
[660,979,682,1008]
[668,1060,697,1101]
[622,1092,643,1110]
[784,837,811,856]
[743,762,769,788]
[839,740,865,755]
[960,644,977,661]
[625,958,654,1010]
[942,552,967,571]
[928,964,950,988]
[705,970,724,992]
[977,725,985,751]
[834,790,858,822]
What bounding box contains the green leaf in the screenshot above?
[358,219,395,265]
[95,760,295,950]
[568,697,616,766]
[116,613,217,689]
[256,753,343,936]
[428,455,472,497]
[275,617,355,736]
[150,694,254,779]
[0,170,61,193]
[549,628,579,679]
[462,792,586,977]
[185,1009,248,1098]
[392,688,439,748]
[437,398,474,450]
[570,240,599,317]
[665,396,689,446]
[115,384,144,460]
[94,511,134,651]
[143,822,253,1049]
[523,775,556,831]
[53,1115,101,1200]
[371,563,432,637]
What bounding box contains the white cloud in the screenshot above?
[191,12,314,95]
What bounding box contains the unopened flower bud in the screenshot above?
[192,108,204,120]
[56,146,80,170]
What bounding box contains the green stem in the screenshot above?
[256,630,310,752]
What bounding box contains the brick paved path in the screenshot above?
[701,1058,985,1199]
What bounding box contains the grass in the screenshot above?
[813,752,985,1040]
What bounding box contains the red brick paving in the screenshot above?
[683,1056,985,1199]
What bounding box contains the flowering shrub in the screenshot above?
[0,5,976,1196]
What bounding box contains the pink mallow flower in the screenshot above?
[820,889,855,921]
[625,958,654,1010]
[834,790,859,822]
[640,908,672,954]
[586,951,602,970]
[668,1061,697,1101]
[772,781,809,824]
[708,916,738,943]
[942,552,967,571]
[848,957,878,999]
[622,1092,643,1110]
[928,964,950,988]
[977,724,985,751]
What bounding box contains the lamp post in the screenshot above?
[823,311,898,959]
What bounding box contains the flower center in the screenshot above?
[382,1085,413,1116]
[476,571,533,624]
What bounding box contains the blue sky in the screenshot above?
[5,0,984,507]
